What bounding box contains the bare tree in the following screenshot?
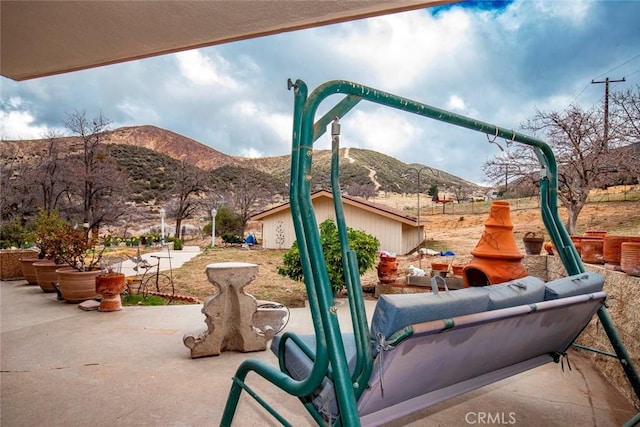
[166,161,207,239]
[452,185,469,203]
[483,103,636,234]
[65,110,127,229]
[346,183,377,199]
[0,144,39,224]
[610,85,640,184]
[210,165,278,234]
[34,131,74,215]
[611,84,640,143]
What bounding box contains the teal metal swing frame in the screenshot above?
[220,79,640,426]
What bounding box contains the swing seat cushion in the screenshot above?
[543,272,604,300]
[370,276,546,345]
[270,333,357,419]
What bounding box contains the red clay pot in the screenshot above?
[377,256,399,284]
[96,273,126,311]
[621,242,640,277]
[580,238,604,264]
[603,235,640,265]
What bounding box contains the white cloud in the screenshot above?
[0,109,50,140]
[322,9,476,91]
[338,109,420,155]
[240,147,263,158]
[117,99,160,123]
[445,95,466,112]
[175,50,239,88]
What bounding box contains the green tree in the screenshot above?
[277,219,379,294]
[215,206,243,237]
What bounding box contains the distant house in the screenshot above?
[250,190,423,255]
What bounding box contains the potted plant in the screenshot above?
[95,256,127,312]
[54,225,106,303]
[31,210,67,293]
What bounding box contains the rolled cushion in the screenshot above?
[484,276,546,310]
[544,272,605,300]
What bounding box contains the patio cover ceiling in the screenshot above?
[1,0,453,81]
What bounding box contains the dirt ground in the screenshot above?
[167,197,639,308]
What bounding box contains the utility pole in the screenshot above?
[591,77,625,149]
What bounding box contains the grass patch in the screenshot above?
[122,294,166,306]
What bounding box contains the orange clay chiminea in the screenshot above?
[463,200,528,287]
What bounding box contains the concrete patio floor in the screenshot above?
[1,279,637,426]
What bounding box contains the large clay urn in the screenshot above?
[95,273,126,312]
[19,257,40,285]
[55,267,101,303]
[463,201,528,287]
[33,260,62,293]
[376,254,399,284]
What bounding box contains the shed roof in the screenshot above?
[251,190,418,226]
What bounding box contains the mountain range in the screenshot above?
[1,125,486,197]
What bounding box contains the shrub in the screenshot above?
[221,232,244,244]
[32,210,67,260]
[173,238,184,250]
[277,219,379,294]
[215,206,243,237]
[0,218,31,249]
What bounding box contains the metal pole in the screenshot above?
[406,166,428,267]
[159,208,166,245]
[417,172,420,246]
[211,208,217,247]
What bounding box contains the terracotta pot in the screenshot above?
[463,201,528,287]
[33,260,62,293]
[377,256,399,284]
[585,230,607,239]
[603,235,640,265]
[580,238,604,264]
[56,267,101,303]
[96,273,126,312]
[570,236,583,256]
[620,242,640,277]
[451,264,465,277]
[19,257,40,285]
[430,262,448,271]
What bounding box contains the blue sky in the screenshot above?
[1,0,639,185]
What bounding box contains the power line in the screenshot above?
[593,53,640,80]
[567,83,590,107]
[567,54,639,109]
[625,67,640,79]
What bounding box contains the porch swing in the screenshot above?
[220,79,640,427]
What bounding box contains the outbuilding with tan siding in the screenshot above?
[250,190,423,255]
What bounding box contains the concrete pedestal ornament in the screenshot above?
[184,262,282,358]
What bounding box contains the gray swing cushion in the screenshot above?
[369,287,490,343]
[270,333,357,419]
[544,272,605,300]
[484,276,546,310]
